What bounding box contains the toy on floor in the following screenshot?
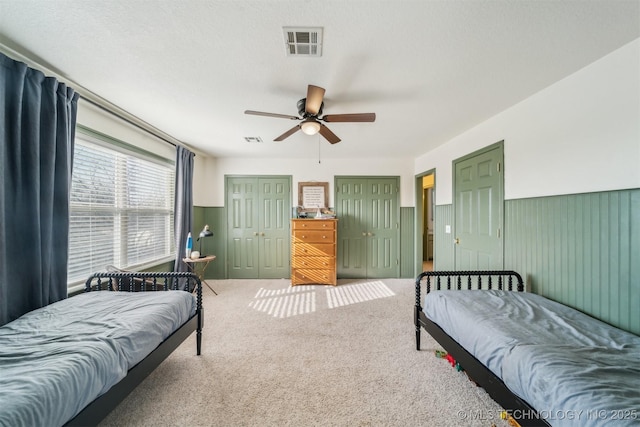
[434,350,463,371]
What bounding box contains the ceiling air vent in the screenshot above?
[283,27,323,57]
[244,136,263,143]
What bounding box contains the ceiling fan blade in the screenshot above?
[245,110,300,120]
[274,125,301,141]
[318,124,341,144]
[305,85,325,115]
[322,113,376,123]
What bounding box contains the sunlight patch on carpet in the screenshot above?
[253,285,315,298]
[249,286,316,318]
[326,281,395,309]
[249,282,396,317]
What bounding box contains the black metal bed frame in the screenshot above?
[414,270,550,427]
[64,271,203,427]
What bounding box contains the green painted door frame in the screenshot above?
[414,169,435,276]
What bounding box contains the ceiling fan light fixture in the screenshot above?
[244,84,375,144]
[300,119,321,135]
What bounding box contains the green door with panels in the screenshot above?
[227,176,291,279]
[453,143,504,270]
[335,177,400,279]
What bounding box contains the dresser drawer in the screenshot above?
[291,268,336,286]
[292,256,334,269]
[292,230,335,243]
[292,220,336,230]
[292,243,334,257]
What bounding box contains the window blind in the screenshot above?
[68,134,175,287]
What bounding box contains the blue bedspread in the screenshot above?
[0,291,196,427]
[424,290,640,427]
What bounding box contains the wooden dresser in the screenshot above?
[291,219,337,286]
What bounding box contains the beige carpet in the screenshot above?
[98,278,510,427]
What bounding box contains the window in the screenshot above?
[68,129,175,289]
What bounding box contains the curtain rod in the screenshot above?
[0,40,185,150]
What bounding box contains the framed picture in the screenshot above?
[298,181,329,211]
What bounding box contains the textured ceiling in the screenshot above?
[1,0,638,159]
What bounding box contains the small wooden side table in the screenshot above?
[183,255,217,295]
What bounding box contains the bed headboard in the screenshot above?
[415,270,524,305]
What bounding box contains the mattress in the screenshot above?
[423,290,640,427]
[503,344,640,427]
[0,290,196,427]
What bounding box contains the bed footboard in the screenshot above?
[85,270,201,292]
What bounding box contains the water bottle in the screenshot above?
[185,232,193,258]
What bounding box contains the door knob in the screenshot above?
[454,237,460,244]
[254,232,259,236]
[367,232,372,237]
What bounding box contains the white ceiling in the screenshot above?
[1,1,639,159]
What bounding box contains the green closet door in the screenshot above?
[258,178,290,279]
[336,177,400,279]
[228,177,259,278]
[227,176,291,279]
[336,179,367,278]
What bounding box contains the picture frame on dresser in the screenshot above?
[298,181,329,213]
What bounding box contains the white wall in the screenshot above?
[192,156,415,207]
[76,102,175,161]
[193,155,218,205]
[415,38,640,205]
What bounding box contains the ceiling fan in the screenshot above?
[244,84,376,144]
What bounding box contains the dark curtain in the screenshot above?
[0,53,79,326]
[173,145,194,278]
